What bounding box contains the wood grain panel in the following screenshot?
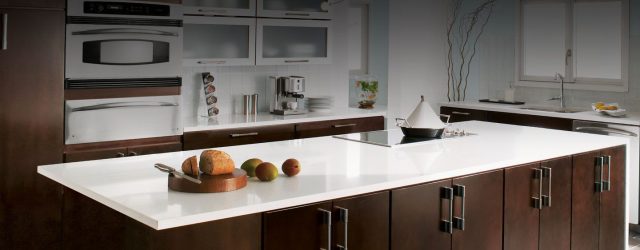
[539,157,572,250]
[440,107,488,122]
[183,124,295,150]
[294,116,385,139]
[571,150,601,250]
[263,201,333,250]
[599,146,626,250]
[333,191,389,250]
[0,0,64,9]
[504,163,540,250]
[487,111,573,131]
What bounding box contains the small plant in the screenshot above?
[355,77,379,109]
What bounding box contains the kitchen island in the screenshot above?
[38,121,630,250]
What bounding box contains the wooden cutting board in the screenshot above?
[168,169,247,193]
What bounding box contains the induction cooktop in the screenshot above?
[333,129,475,148]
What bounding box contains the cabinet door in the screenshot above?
[0,8,64,249]
[183,16,256,66]
[439,107,487,123]
[539,157,572,250]
[391,179,452,250]
[258,0,331,19]
[452,169,503,250]
[0,0,64,9]
[599,146,626,250]
[571,150,600,250]
[127,142,182,157]
[65,147,128,163]
[333,191,389,250]
[504,163,540,250]
[183,124,295,150]
[263,201,333,250]
[257,18,331,65]
[183,0,255,16]
[295,116,385,139]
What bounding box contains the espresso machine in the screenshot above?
[267,76,308,115]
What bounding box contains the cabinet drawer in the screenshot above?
[127,142,182,157]
[183,124,295,150]
[440,107,487,122]
[487,112,572,131]
[64,136,182,163]
[65,147,128,163]
[295,116,384,139]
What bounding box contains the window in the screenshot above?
[516,0,629,92]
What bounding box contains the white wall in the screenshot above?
[181,2,350,118]
[388,0,449,119]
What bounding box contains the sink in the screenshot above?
[519,106,586,113]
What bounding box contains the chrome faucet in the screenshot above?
[550,73,566,109]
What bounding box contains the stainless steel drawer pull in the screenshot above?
[198,60,227,65]
[285,12,311,16]
[72,28,179,37]
[318,208,332,250]
[335,206,348,250]
[198,9,228,13]
[115,152,125,158]
[453,185,466,230]
[603,155,612,191]
[332,124,357,128]
[595,156,605,192]
[128,152,138,157]
[2,13,7,50]
[440,187,454,234]
[451,111,471,116]
[532,168,543,209]
[284,60,310,63]
[71,102,179,112]
[541,167,552,207]
[229,132,259,138]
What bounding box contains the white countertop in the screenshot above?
[183,106,387,132]
[441,101,640,126]
[38,121,628,230]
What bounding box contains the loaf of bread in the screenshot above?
[181,156,199,177]
[199,150,235,175]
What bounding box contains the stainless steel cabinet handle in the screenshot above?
[440,187,454,234]
[284,60,310,63]
[285,12,311,16]
[197,60,227,65]
[198,9,228,13]
[229,132,259,138]
[603,155,612,191]
[451,111,471,116]
[2,13,7,50]
[335,206,348,250]
[453,185,466,230]
[541,167,552,207]
[128,151,138,157]
[115,152,126,157]
[72,28,179,37]
[71,102,179,112]
[575,126,638,137]
[532,168,543,209]
[595,156,605,192]
[318,208,332,250]
[332,124,357,128]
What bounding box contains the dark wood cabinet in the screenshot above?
[0,0,64,9]
[390,170,503,250]
[295,116,385,139]
[184,124,296,150]
[263,201,333,250]
[487,111,573,131]
[439,107,487,123]
[64,136,182,163]
[0,8,64,249]
[572,146,626,250]
[504,157,572,250]
[332,191,389,250]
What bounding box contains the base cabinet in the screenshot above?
[391,169,503,250]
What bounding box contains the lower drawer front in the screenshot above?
[183,124,296,150]
[295,116,385,139]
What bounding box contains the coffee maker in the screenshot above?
[267,76,308,115]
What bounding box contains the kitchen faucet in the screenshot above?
[550,73,566,109]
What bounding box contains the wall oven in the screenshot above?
[65,0,183,89]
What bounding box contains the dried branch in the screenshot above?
[463,0,496,101]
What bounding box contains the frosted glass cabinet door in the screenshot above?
[257,19,332,65]
[258,0,331,19]
[183,0,256,17]
[183,16,256,66]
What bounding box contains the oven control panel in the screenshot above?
[84,1,170,16]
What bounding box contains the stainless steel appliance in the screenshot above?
[65,96,183,144]
[573,120,640,224]
[267,76,308,115]
[65,0,183,88]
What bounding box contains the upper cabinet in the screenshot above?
[183,16,256,66]
[257,18,331,65]
[183,0,256,17]
[258,0,331,20]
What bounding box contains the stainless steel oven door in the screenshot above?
[65,96,183,144]
[66,23,182,80]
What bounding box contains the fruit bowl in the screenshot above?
[592,102,626,117]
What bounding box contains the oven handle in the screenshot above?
[574,126,638,137]
[72,28,179,37]
[71,102,179,112]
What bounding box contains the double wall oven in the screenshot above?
[65,0,184,144]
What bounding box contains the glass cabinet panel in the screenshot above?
[184,0,256,17]
[183,16,256,66]
[257,19,331,65]
[258,0,331,19]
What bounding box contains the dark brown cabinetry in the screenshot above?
[64,136,182,163]
[295,116,385,139]
[0,7,64,249]
[390,170,503,250]
[264,191,389,250]
[572,146,626,250]
[439,106,573,131]
[0,0,64,9]
[440,107,487,123]
[184,124,296,150]
[504,157,572,250]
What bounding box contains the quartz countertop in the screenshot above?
[441,101,640,126]
[183,106,387,132]
[38,121,628,230]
